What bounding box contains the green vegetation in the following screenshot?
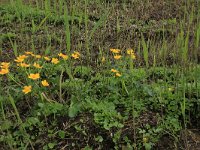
[0,0,200,149]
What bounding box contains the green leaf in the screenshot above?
[89,11,109,41]
[68,102,81,118]
[144,143,152,150]
[0,120,12,131]
[38,103,44,108]
[74,66,92,76]
[48,142,56,149]
[95,135,103,142]
[58,130,65,139]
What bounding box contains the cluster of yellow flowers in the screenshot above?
[22,78,49,94]
[110,48,136,60]
[0,51,81,94]
[15,53,43,68]
[18,52,50,94]
[22,72,49,94]
[109,48,136,77]
[110,48,122,60]
[110,48,121,54]
[13,51,81,68]
[126,49,136,59]
[1,48,136,93]
[0,62,10,75]
[111,69,122,77]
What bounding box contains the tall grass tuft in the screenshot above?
[141,34,149,68]
[84,0,90,63]
[64,3,71,53]
[8,95,22,124]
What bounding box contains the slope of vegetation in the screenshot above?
[0,0,200,149]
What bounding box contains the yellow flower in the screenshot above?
[33,63,42,69]
[58,53,68,60]
[51,58,59,64]
[127,49,134,55]
[14,55,28,63]
[1,62,10,69]
[110,48,120,54]
[111,69,121,77]
[41,80,49,87]
[0,62,10,74]
[71,54,79,59]
[111,69,119,73]
[114,55,122,60]
[168,87,174,92]
[143,137,148,143]
[127,49,136,59]
[115,72,122,77]
[130,54,136,59]
[20,55,28,59]
[28,73,40,80]
[101,56,106,62]
[18,63,30,68]
[25,51,33,55]
[71,51,81,59]
[44,56,51,61]
[0,69,9,75]
[22,86,32,94]
[35,55,41,59]
[14,58,24,63]
[74,51,80,55]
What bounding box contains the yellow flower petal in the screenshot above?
[35,55,41,59]
[25,51,33,55]
[18,63,30,68]
[111,69,119,73]
[33,63,42,69]
[14,58,24,63]
[14,55,28,63]
[115,72,122,77]
[130,54,136,59]
[110,49,120,54]
[114,55,122,60]
[20,55,28,59]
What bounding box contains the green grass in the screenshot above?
[0,0,200,149]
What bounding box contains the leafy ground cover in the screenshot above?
[0,0,200,149]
